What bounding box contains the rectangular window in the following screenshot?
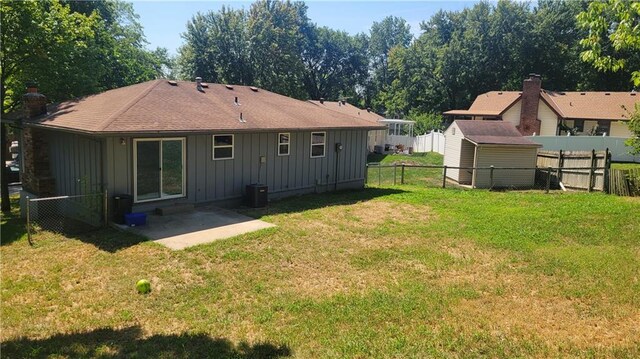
[134,138,186,203]
[596,121,610,136]
[574,119,584,132]
[278,133,290,156]
[310,132,326,158]
[213,134,234,160]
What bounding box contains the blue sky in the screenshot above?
[132,1,480,55]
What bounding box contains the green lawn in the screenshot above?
[611,162,640,170]
[2,178,640,357]
[367,152,445,187]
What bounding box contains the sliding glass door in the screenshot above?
[134,138,185,202]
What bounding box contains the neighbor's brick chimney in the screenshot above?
[21,83,55,196]
[517,73,542,136]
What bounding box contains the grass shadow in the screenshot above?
[64,228,151,253]
[1,326,291,358]
[239,187,407,218]
[0,196,27,246]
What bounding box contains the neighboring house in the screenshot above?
[12,80,383,215]
[444,120,541,188]
[309,100,416,153]
[444,74,637,138]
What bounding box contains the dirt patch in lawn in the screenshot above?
[234,200,438,298]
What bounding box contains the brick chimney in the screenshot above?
[517,73,542,136]
[23,83,48,118]
[21,83,55,196]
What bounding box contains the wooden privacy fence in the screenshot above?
[536,149,610,192]
[609,168,640,196]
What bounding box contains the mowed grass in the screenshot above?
[2,179,640,357]
[611,162,640,170]
[367,152,445,187]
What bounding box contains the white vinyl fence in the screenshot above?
[412,131,446,154]
[528,136,639,163]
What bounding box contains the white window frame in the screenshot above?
[212,134,234,160]
[133,137,186,203]
[310,131,326,158]
[278,132,290,156]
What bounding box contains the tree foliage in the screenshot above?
[1,0,170,112]
[577,0,640,86]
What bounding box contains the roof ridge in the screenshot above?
[97,80,162,131]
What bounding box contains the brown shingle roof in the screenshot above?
[455,120,542,147]
[445,90,638,121]
[443,92,521,116]
[542,91,637,120]
[27,80,384,134]
[308,100,385,123]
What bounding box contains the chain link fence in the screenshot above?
[26,192,107,244]
[366,163,609,192]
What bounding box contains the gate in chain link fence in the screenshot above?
[26,191,108,244]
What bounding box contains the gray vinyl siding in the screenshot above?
[472,146,538,188]
[104,130,368,212]
[46,131,103,195]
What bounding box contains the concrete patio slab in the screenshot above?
[128,206,275,250]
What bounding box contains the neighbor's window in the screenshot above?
[574,119,584,132]
[278,133,290,156]
[310,132,325,158]
[596,121,610,136]
[213,134,234,160]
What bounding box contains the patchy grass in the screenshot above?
[2,185,640,357]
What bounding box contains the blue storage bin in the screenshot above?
[124,212,147,227]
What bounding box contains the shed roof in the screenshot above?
[454,120,542,147]
[23,80,384,134]
[445,90,638,121]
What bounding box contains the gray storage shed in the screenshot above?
[443,120,542,188]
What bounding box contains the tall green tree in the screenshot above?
[178,7,251,84]
[247,0,310,99]
[0,0,166,212]
[368,16,412,111]
[301,26,368,100]
[577,0,640,86]
[578,0,640,151]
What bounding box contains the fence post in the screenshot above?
[364,163,368,185]
[26,196,33,246]
[378,164,381,186]
[442,166,447,188]
[401,164,405,184]
[603,148,611,194]
[546,167,552,193]
[393,164,397,185]
[489,165,494,190]
[557,149,564,184]
[588,149,595,192]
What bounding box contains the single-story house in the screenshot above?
[308,100,416,153]
[443,120,542,188]
[444,74,637,137]
[11,79,384,216]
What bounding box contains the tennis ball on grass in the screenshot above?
[136,279,151,294]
